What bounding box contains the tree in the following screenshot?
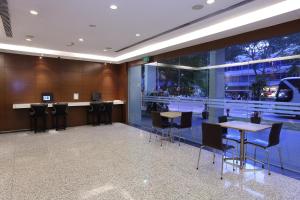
[225,33,300,100]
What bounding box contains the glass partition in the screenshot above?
[128,32,300,172]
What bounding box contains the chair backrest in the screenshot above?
[53,103,68,115]
[151,111,163,128]
[268,123,283,147]
[202,122,223,151]
[30,104,48,116]
[180,112,192,128]
[218,116,228,134]
[250,116,261,124]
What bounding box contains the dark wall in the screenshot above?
[0,53,126,131]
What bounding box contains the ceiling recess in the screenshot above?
[0,0,13,37]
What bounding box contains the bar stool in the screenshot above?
[173,112,193,146]
[29,104,48,133]
[52,103,68,130]
[88,102,102,125]
[245,123,283,175]
[102,102,113,124]
[150,111,171,146]
[197,122,237,180]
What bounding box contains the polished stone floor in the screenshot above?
[0,123,299,200]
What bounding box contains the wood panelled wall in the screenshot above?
[0,53,127,131]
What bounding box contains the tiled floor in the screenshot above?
[0,123,300,200]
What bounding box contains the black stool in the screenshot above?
[29,104,48,133]
[103,102,113,124]
[87,102,102,125]
[52,103,68,130]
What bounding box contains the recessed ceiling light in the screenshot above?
[25,35,34,42]
[110,5,118,10]
[136,33,141,37]
[192,4,204,10]
[104,47,113,52]
[78,38,84,42]
[206,0,215,5]
[30,10,38,15]
[66,42,75,47]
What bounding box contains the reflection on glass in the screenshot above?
[129,32,300,172]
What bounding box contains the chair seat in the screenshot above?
[222,144,235,151]
[246,139,269,148]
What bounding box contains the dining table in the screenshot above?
[160,111,182,142]
[219,121,272,169]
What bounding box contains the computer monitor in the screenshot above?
[41,92,53,103]
[91,92,101,101]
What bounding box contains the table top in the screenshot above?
[12,100,125,109]
[160,112,182,119]
[219,121,272,132]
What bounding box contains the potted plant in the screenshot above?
[226,108,230,117]
[251,111,261,124]
[202,103,209,120]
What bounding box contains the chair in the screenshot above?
[150,111,171,146]
[52,103,68,130]
[102,102,113,124]
[173,112,192,146]
[245,123,283,175]
[29,104,48,133]
[87,102,102,125]
[197,122,236,180]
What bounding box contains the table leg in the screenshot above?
[239,130,245,169]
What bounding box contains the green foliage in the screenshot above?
[251,76,267,100]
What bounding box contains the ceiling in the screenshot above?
[0,0,300,63]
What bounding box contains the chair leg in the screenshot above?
[34,118,37,133]
[278,147,284,169]
[254,146,257,166]
[221,152,224,180]
[149,127,153,142]
[161,129,163,147]
[231,149,235,172]
[64,115,67,129]
[196,146,203,170]
[244,141,247,166]
[178,130,181,146]
[213,149,216,164]
[266,149,271,175]
[225,139,228,158]
[55,116,58,130]
[236,143,239,164]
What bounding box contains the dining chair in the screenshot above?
[173,112,192,146]
[245,123,283,175]
[197,122,236,180]
[150,111,171,146]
